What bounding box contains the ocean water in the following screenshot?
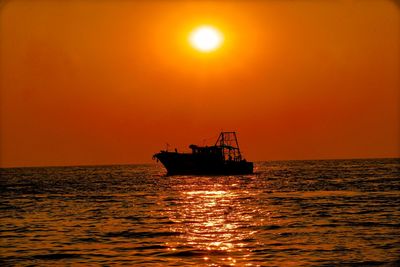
[0,159,399,266]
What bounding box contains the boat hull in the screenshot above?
[154,151,253,175]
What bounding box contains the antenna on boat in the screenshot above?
[165,143,170,152]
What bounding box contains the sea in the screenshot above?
[0,158,399,266]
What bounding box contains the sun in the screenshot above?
[189,25,223,53]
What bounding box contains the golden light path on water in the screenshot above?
[162,182,269,266]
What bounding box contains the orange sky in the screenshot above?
[1,0,399,167]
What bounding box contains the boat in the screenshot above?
[153,132,253,175]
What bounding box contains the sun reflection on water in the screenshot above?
[162,180,266,265]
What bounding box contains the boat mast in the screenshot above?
[215,132,242,161]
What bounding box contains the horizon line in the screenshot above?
[1,156,399,169]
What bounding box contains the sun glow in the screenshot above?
[189,25,223,52]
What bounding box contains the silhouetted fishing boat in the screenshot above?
[153,132,253,175]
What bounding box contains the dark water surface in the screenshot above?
[1,159,399,266]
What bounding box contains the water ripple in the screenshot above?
[0,159,399,266]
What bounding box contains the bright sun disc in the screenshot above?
[189,26,223,52]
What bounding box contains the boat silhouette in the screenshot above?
[153,132,253,175]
